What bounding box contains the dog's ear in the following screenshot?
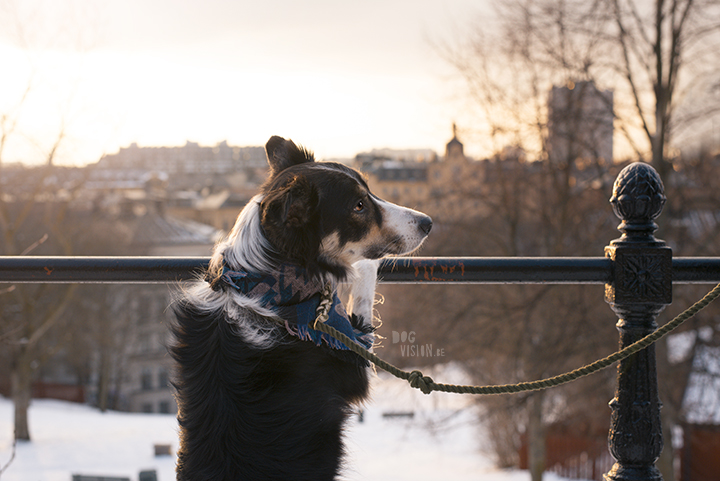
[261,175,321,265]
[265,136,315,174]
[274,176,319,228]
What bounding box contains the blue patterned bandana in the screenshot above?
[209,263,374,353]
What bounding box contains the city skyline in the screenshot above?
[0,0,490,167]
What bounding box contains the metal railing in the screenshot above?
[2,162,720,480]
[1,255,720,284]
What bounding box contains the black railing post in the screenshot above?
[604,163,672,481]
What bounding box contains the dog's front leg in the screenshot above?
[345,259,380,331]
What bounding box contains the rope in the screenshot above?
[312,282,720,395]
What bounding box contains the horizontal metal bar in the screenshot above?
[0,256,718,285]
[384,257,720,284]
[0,256,208,284]
[671,258,720,284]
[379,257,613,284]
[0,256,611,284]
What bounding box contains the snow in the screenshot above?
[666,329,720,425]
[682,343,720,424]
[0,367,586,481]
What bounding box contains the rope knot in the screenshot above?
[313,283,334,328]
[408,370,434,395]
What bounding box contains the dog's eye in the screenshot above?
[354,200,365,213]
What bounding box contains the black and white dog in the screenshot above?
[171,136,432,480]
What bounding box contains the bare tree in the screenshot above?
[601,0,720,179]
[443,0,720,174]
[429,1,720,479]
[376,154,621,481]
[0,0,102,442]
[0,73,85,443]
[0,169,83,441]
[429,5,620,478]
[0,117,76,440]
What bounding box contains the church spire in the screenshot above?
[445,123,464,161]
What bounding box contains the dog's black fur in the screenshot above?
[171,136,431,480]
[172,303,369,480]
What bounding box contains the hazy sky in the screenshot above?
[0,0,490,166]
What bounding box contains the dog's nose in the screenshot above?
[418,215,433,235]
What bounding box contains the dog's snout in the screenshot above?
[418,215,432,236]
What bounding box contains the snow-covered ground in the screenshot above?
[0,367,583,481]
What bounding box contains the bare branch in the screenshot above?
[0,439,17,477]
[19,233,49,255]
[25,284,78,348]
[627,0,654,50]
[612,0,655,144]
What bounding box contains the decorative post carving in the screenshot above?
[604,162,672,481]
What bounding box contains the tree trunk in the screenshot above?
[528,392,546,481]
[9,284,78,440]
[651,130,672,183]
[97,349,111,412]
[11,345,33,441]
[656,419,675,481]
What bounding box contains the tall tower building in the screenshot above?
[547,81,614,163]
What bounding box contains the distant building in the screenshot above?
[168,189,254,233]
[547,81,614,164]
[111,205,220,414]
[361,158,429,207]
[76,197,222,414]
[87,140,269,232]
[425,124,490,222]
[97,140,267,175]
[359,124,493,223]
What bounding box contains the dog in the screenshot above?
[170,136,432,480]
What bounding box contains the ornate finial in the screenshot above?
[452,122,457,138]
[609,162,666,241]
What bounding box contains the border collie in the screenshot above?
[171,136,432,480]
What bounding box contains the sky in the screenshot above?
[0,0,491,166]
